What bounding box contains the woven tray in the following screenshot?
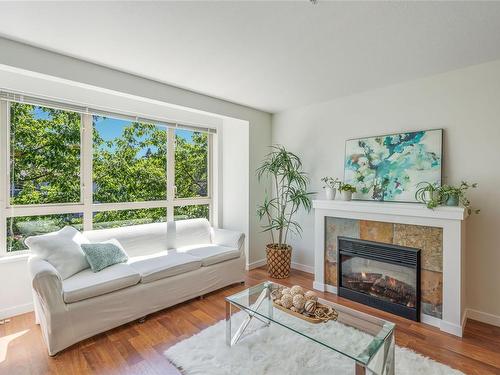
[272,302,336,324]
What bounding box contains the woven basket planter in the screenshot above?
[266,245,292,279]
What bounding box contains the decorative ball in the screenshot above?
[281,288,291,296]
[290,306,298,313]
[281,294,293,309]
[271,289,282,301]
[304,300,317,314]
[304,291,318,302]
[292,294,306,310]
[290,285,304,296]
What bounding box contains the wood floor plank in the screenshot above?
[1,267,499,375]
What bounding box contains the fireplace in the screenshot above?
[337,236,421,321]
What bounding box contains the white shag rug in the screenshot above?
[165,311,464,375]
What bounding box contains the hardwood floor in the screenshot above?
[1,267,499,375]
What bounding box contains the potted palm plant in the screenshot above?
[257,146,313,279]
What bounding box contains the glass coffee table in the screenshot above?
[225,281,395,375]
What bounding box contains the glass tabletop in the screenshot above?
[225,281,395,367]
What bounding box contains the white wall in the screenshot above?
[272,59,500,321]
[220,118,250,265]
[0,258,33,318]
[0,37,270,319]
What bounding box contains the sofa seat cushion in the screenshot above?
[176,244,241,266]
[62,263,141,303]
[128,253,202,283]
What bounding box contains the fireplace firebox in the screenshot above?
[337,236,421,321]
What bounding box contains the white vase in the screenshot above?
[324,187,336,200]
[423,190,437,202]
[339,191,353,201]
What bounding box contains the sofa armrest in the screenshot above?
[212,228,245,251]
[29,256,65,311]
[29,256,71,356]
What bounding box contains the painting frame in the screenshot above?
[343,128,443,203]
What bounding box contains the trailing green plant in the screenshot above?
[257,146,313,249]
[439,182,479,214]
[338,182,357,193]
[415,182,440,209]
[415,181,480,214]
[321,176,340,189]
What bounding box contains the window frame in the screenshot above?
[0,99,215,256]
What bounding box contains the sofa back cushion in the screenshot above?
[25,226,90,280]
[166,218,212,249]
[84,222,168,257]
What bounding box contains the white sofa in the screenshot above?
[28,218,245,356]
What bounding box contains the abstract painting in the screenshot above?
[344,129,442,202]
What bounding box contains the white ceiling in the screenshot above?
[1,1,500,113]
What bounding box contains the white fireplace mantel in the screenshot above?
[313,199,468,337]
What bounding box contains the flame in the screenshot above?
[361,272,367,279]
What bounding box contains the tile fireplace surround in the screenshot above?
[313,200,468,337]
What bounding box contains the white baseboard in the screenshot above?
[466,308,500,328]
[313,281,325,292]
[290,262,314,274]
[313,281,338,294]
[0,302,33,320]
[440,320,464,337]
[325,284,338,294]
[421,313,442,329]
[246,258,266,270]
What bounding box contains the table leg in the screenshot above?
[386,331,395,375]
[225,300,232,346]
[266,283,273,325]
[225,286,270,347]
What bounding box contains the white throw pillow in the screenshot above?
[25,226,90,279]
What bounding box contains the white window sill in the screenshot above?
[0,253,30,264]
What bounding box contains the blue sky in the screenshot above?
[32,107,193,150]
[33,106,51,120]
[95,117,193,143]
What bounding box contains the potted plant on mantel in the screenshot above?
[338,182,357,201]
[257,146,313,279]
[415,182,440,208]
[321,176,340,200]
[415,181,480,214]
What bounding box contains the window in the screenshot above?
[7,213,83,252]
[175,129,208,198]
[10,103,81,205]
[93,116,167,203]
[174,204,209,221]
[1,94,215,254]
[93,208,166,230]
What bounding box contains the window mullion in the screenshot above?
[208,133,214,225]
[166,129,175,221]
[91,201,169,212]
[82,114,93,231]
[0,101,8,254]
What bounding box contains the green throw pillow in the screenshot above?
[81,240,128,272]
